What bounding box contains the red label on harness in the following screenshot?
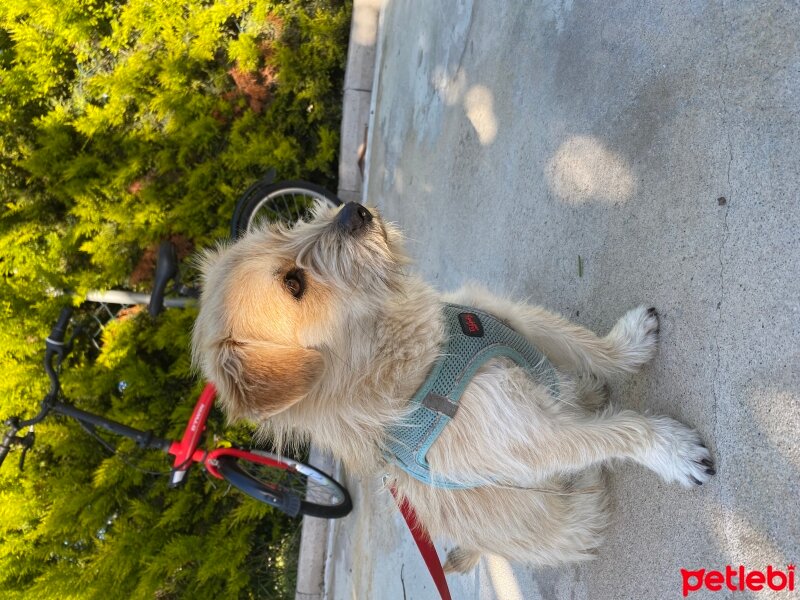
[458,313,484,337]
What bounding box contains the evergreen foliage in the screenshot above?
[0,0,350,597]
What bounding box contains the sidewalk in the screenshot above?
[302,1,800,598]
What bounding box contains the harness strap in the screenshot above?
[385,303,559,488]
[390,486,452,600]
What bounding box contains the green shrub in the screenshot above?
[0,0,350,597]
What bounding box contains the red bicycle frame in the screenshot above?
[167,382,291,485]
[3,315,298,494]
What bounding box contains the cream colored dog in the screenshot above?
[192,201,715,571]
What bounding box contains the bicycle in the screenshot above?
[0,306,351,518]
[1,173,348,519]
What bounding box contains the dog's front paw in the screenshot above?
[605,305,660,373]
[644,417,716,487]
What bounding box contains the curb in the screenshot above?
[293,446,338,600]
[336,0,385,204]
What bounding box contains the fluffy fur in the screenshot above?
[192,201,715,571]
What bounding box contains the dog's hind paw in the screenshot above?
[443,547,481,574]
[644,417,716,487]
[605,305,660,373]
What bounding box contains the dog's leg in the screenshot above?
[447,285,659,378]
[499,301,660,378]
[528,410,715,487]
[443,547,481,574]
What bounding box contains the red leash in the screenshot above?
[390,486,453,600]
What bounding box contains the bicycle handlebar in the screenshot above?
[0,421,34,470]
[47,306,73,346]
[149,241,178,318]
[0,421,18,468]
[43,306,73,399]
[1,308,77,470]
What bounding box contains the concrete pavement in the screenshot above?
[311,1,800,598]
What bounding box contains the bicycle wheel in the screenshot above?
[230,179,342,240]
[214,450,352,518]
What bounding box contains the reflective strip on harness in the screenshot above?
[384,303,559,489]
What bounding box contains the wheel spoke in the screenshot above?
[280,194,293,224]
[235,459,342,507]
[243,187,338,235]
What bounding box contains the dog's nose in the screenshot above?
[336,202,373,232]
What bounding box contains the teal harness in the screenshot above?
[384,303,559,489]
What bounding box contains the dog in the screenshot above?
[192,201,715,572]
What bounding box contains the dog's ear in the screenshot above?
[215,339,323,420]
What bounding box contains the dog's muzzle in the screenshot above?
[336,202,373,233]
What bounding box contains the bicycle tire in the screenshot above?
[215,450,352,518]
[230,179,342,240]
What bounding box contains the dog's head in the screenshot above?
[192,201,407,423]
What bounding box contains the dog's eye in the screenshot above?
[284,269,306,299]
